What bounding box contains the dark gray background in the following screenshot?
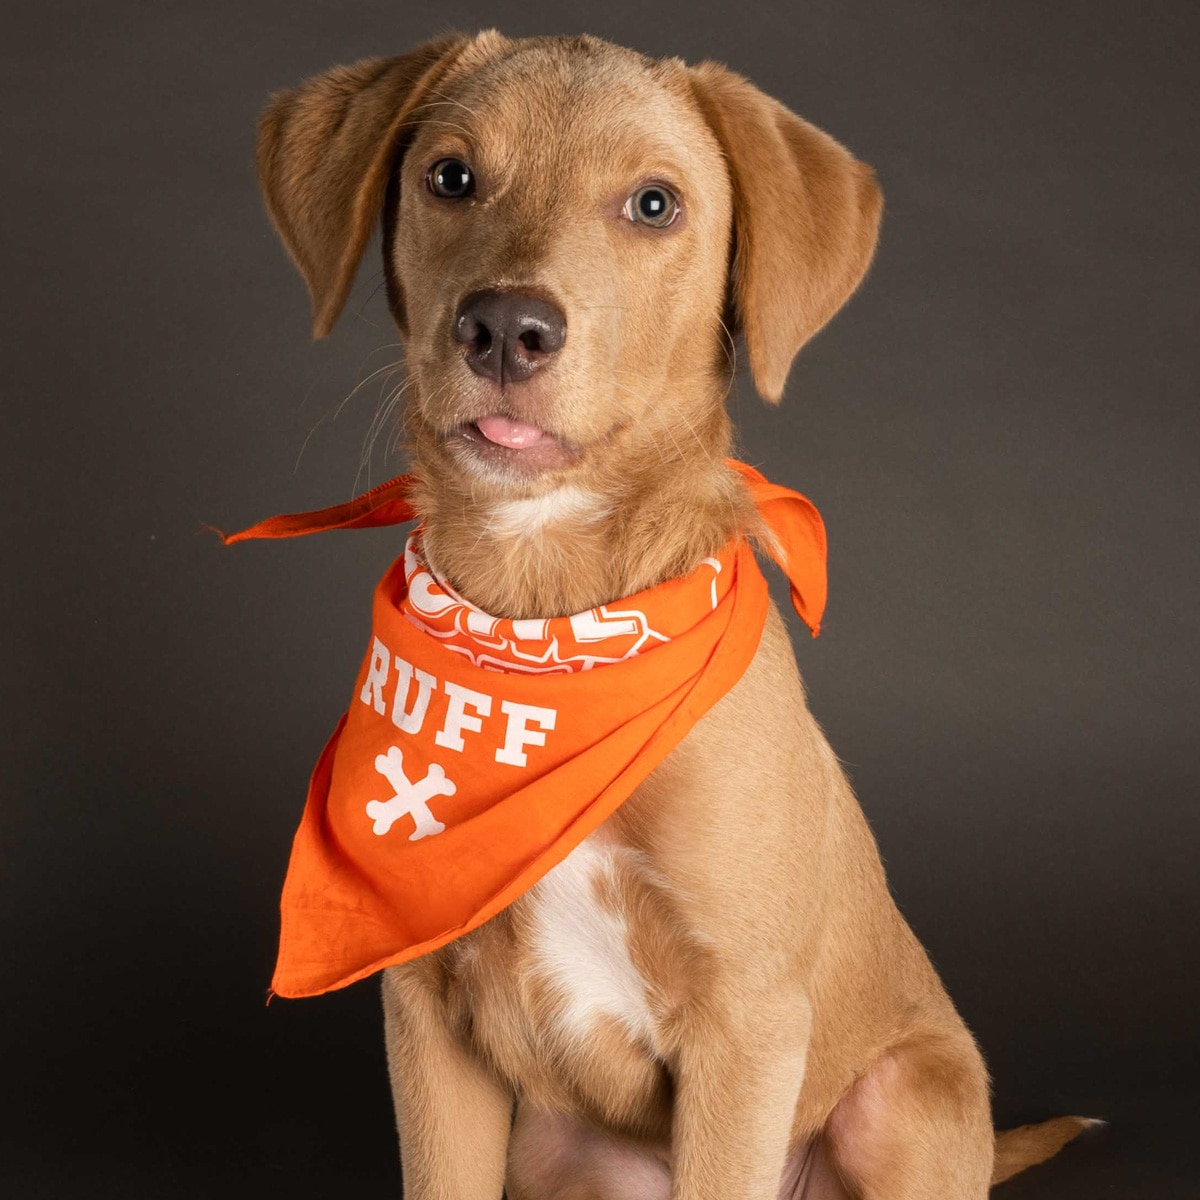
[3,0,1196,1195]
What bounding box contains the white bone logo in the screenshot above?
[365,746,456,840]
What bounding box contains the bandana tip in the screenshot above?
[198,522,235,544]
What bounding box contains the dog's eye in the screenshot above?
[428,159,475,199]
[625,185,679,228]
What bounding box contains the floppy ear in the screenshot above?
[688,63,883,403]
[256,35,471,338]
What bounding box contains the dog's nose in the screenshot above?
[453,290,566,384]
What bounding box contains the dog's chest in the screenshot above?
[441,833,675,1120]
[522,837,657,1043]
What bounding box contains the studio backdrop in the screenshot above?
[2,1,1196,1196]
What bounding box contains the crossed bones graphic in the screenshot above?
[365,745,457,840]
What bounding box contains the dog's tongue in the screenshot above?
[475,414,549,449]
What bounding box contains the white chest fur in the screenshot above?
[524,837,657,1047]
[487,485,607,538]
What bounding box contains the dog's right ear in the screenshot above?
[256,35,471,339]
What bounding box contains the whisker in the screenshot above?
[293,349,406,475]
[354,372,415,494]
[352,273,391,326]
[610,376,724,473]
[409,88,485,122]
[417,117,476,141]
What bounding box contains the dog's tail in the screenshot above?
[991,1115,1103,1185]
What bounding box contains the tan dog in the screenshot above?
[255,31,1092,1199]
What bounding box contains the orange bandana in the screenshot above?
[225,461,826,998]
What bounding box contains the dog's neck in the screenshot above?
[407,423,755,621]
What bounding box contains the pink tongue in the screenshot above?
[475,414,548,449]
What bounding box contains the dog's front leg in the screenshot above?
[381,963,513,1200]
[670,993,811,1200]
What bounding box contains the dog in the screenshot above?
[252,30,1093,1199]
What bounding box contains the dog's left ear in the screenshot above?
[256,34,472,339]
[688,63,883,403]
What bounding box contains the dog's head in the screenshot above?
[257,32,881,509]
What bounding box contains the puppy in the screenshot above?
[253,30,1091,1199]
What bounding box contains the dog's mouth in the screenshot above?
[447,413,583,474]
